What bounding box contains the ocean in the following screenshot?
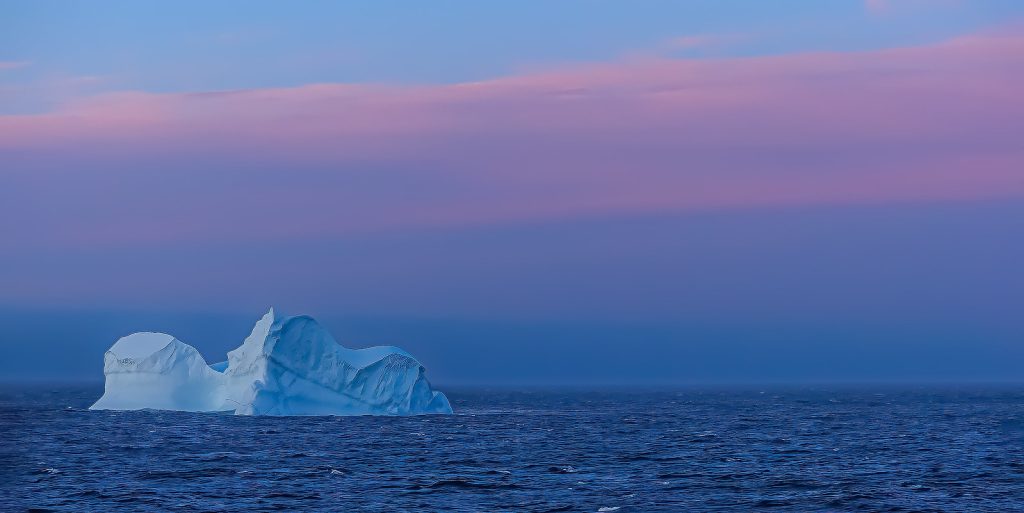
[4,384,1023,512]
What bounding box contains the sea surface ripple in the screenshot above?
[3,385,1023,512]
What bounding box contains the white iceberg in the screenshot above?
[90,308,452,416]
[89,332,226,412]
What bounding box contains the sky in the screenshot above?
[1,1,1023,384]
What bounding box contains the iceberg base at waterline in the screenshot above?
[89,309,452,416]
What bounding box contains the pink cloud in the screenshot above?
[0,61,29,70]
[865,0,962,14]
[0,30,1022,249]
[660,34,748,52]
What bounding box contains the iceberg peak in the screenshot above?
[107,332,178,361]
[90,309,452,416]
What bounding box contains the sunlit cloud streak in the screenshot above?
[864,0,962,14]
[1,31,1022,249]
[0,61,30,70]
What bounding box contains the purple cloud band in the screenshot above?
[1,31,1022,249]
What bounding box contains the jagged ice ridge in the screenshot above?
[90,309,452,416]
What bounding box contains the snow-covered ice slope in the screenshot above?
[90,332,226,412]
[89,309,452,416]
[221,309,452,415]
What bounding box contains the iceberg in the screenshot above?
[90,308,452,416]
[89,332,226,412]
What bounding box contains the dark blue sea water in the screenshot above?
[3,384,1023,512]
